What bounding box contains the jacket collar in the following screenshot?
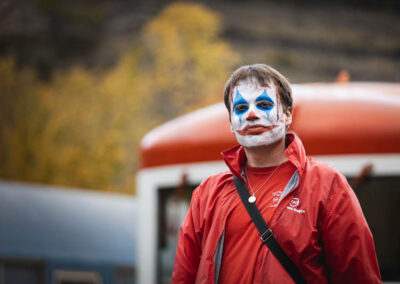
[221,133,307,179]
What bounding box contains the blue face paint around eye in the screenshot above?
[256,89,274,118]
[233,89,248,123]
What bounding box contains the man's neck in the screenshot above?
[244,137,288,167]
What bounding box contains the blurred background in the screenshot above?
[0,0,399,283]
[1,0,399,194]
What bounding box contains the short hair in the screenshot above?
[223,64,293,114]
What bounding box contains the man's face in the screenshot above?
[230,78,289,147]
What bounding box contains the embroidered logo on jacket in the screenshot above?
[271,192,306,214]
[289,197,299,208]
[287,197,305,214]
[272,191,282,204]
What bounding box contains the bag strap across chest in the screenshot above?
[233,175,306,284]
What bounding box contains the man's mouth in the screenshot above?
[237,124,278,136]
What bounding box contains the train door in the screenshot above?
[157,174,195,283]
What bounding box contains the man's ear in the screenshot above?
[285,107,293,126]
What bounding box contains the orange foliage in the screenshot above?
[0,3,239,193]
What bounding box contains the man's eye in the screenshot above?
[257,101,273,109]
[235,104,248,113]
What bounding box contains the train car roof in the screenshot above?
[140,82,400,169]
[0,181,137,266]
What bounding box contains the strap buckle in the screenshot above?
[260,229,273,243]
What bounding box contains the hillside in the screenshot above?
[1,0,399,83]
[211,2,400,83]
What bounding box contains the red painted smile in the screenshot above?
[237,124,278,136]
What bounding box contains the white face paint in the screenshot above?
[230,78,287,147]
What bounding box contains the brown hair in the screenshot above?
[223,64,292,114]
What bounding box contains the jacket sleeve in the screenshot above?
[171,187,203,283]
[320,173,381,283]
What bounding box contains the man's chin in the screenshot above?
[235,131,284,148]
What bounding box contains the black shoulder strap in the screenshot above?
[233,175,306,284]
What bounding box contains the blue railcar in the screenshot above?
[0,181,137,284]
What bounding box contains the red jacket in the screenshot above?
[172,134,381,283]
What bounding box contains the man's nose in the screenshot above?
[246,110,258,121]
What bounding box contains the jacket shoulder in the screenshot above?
[191,171,237,210]
[196,170,234,195]
[304,156,358,212]
[306,156,347,181]
[302,156,352,203]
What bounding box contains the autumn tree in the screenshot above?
[140,2,239,119]
[0,3,239,193]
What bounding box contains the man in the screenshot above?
[172,64,381,283]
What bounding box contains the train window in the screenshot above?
[349,175,400,281]
[53,270,102,284]
[157,174,196,284]
[0,259,44,284]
